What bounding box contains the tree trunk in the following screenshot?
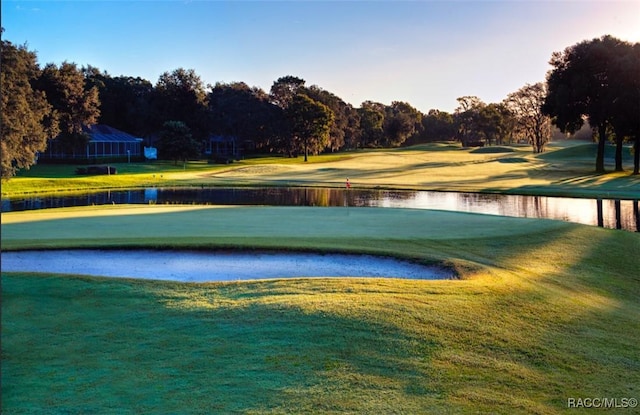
[596,124,607,173]
[614,133,624,172]
[634,135,639,175]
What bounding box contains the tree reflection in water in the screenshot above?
[2,187,638,232]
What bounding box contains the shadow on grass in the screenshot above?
[470,146,516,154]
[501,170,640,198]
[1,274,439,413]
[435,225,640,412]
[415,170,531,190]
[537,143,634,162]
[554,173,640,190]
[496,157,530,164]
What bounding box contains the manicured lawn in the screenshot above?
[3,141,639,199]
[2,206,639,413]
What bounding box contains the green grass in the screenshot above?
[2,141,639,412]
[3,142,639,199]
[538,143,635,162]
[2,205,640,413]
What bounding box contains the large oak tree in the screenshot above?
[286,94,334,161]
[151,68,209,141]
[544,35,638,172]
[1,40,55,179]
[34,62,100,156]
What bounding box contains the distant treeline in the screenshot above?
[2,33,638,178]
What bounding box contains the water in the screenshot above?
[2,187,639,231]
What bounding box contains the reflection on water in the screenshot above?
[2,187,639,231]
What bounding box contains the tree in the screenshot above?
[453,97,515,147]
[207,82,280,152]
[506,83,551,153]
[305,85,364,152]
[157,121,201,166]
[34,62,100,156]
[1,40,55,179]
[413,109,456,143]
[343,106,362,150]
[383,101,423,147]
[478,103,512,146]
[84,67,154,137]
[286,94,334,161]
[357,102,385,148]
[544,35,637,172]
[454,96,485,146]
[609,42,640,174]
[151,68,209,140]
[270,75,306,109]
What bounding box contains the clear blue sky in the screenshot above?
[3,0,639,113]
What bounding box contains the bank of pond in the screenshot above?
[2,187,639,232]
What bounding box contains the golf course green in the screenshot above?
[2,142,639,414]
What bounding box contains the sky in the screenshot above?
[3,0,639,113]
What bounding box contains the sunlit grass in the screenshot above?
[0,205,569,253]
[4,142,639,198]
[2,205,639,413]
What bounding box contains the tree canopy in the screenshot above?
[152,68,209,141]
[544,35,639,173]
[2,32,639,178]
[1,40,53,178]
[507,83,551,153]
[157,120,201,166]
[270,75,306,109]
[84,67,154,138]
[207,81,279,151]
[33,61,100,156]
[286,94,334,161]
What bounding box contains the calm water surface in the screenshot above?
[2,187,639,231]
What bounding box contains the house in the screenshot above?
[39,124,143,161]
[205,135,240,162]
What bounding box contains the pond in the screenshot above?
[0,250,453,282]
[2,187,639,231]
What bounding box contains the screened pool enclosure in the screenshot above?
[40,125,143,161]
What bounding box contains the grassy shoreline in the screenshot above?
[3,142,639,199]
[2,205,640,413]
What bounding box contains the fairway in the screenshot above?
[2,205,639,413]
[3,142,639,199]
